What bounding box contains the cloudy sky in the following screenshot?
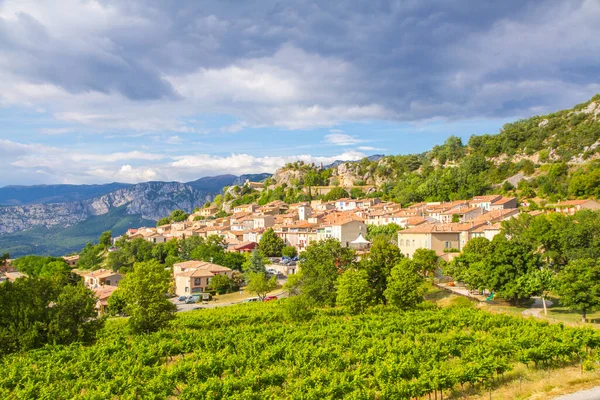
[1,0,599,186]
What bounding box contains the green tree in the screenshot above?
[246,272,277,300]
[48,284,103,345]
[336,268,373,313]
[365,223,401,243]
[77,243,104,270]
[358,236,404,304]
[117,260,177,334]
[243,249,267,275]
[208,274,232,294]
[298,239,355,306]
[484,235,543,302]
[323,187,349,201]
[555,259,600,322]
[412,248,439,277]
[156,217,171,227]
[99,230,112,249]
[170,209,189,222]
[107,288,127,316]
[282,245,298,258]
[106,250,129,272]
[259,228,285,257]
[283,273,302,296]
[445,237,491,291]
[384,259,424,309]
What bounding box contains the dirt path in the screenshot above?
[522,297,553,318]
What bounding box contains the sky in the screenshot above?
[1,0,599,186]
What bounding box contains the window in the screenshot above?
[194,278,202,286]
[445,241,451,248]
[412,240,415,246]
[105,280,110,286]
[185,287,189,293]
[399,239,404,246]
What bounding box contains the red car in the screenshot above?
[263,295,278,302]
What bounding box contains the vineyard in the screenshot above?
[2,302,600,399]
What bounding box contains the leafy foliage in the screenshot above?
[116,260,177,334]
[298,239,355,306]
[4,302,600,398]
[258,228,285,257]
[384,259,425,309]
[336,268,373,313]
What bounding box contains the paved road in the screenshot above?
[172,288,289,312]
[553,387,600,400]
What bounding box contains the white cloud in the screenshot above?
[324,133,364,146]
[0,138,366,185]
[357,146,385,151]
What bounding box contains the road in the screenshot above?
[172,276,289,312]
[553,387,600,400]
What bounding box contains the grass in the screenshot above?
[211,284,284,304]
[447,363,600,400]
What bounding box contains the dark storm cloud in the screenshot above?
[1,0,599,119]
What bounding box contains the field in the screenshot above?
[2,301,600,399]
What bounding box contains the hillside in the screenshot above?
[224,95,600,207]
[0,174,271,257]
[0,206,155,257]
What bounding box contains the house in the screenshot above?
[253,215,275,229]
[398,224,461,258]
[173,261,234,296]
[233,203,258,214]
[199,205,218,217]
[82,269,123,289]
[439,205,484,223]
[229,241,258,253]
[3,271,27,282]
[490,197,518,210]
[93,286,118,314]
[317,218,367,247]
[62,254,79,266]
[547,199,600,215]
[298,204,312,220]
[470,195,503,211]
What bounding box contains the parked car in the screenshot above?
[244,297,260,303]
[266,268,278,275]
[178,295,188,302]
[185,295,200,304]
[263,295,278,302]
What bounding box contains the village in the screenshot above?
[12,188,586,313]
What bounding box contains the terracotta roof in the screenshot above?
[492,196,516,205]
[174,261,232,274]
[550,199,598,207]
[83,269,119,279]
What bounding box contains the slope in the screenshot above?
[0,206,154,257]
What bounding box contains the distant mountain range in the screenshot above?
[0,173,270,257]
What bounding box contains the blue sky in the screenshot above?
[0,0,599,186]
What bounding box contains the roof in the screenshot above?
[399,222,482,234]
[82,269,119,279]
[174,261,233,275]
[351,233,371,244]
[492,196,516,205]
[550,199,599,207]
[232,241,258,250]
